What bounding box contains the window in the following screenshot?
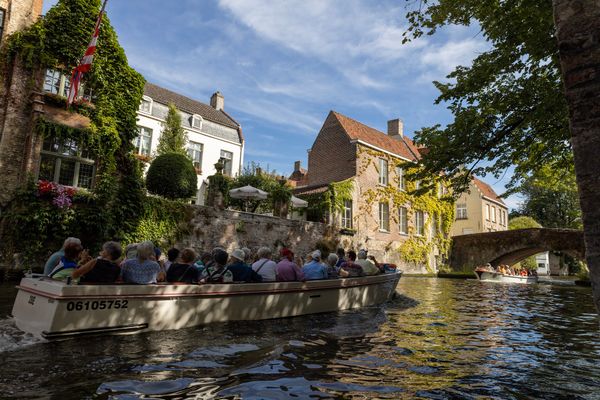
[220,150,233,176]
[39,137,95,189]
[342,200,353,229]
[396,166,406,191]
[43,69,63,95]
[399,206,408,234]
[379,202,389,231]
[0,9,6,45]
[485,204,490,220]
[139,96,152,113]
[134,126,153,156]
[416,211,425,236]
[456,203,467,219]
[378,158,388,185]
[191,114,203,130]
[491,206,497,222]
[188,142,203,170]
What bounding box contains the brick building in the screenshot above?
[294,111,453,273]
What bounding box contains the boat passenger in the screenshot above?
[242,247,254,264]
[325,253,339,279]
[339,250,364,278]
[124,243,138,260]
[167,248,199,284]
[252,247,277,282]
[49,241,84,280]
[356,250,379,276]
[335,248,346,268]
[120,240,164,284]
[194,251,212,273]
[368,255,382,273]
[44,237,81,276]
[165,248,180,272]
[73,241,122,284]
[227,249,262,283]
[276,248,304,281]
[302,250,328,280]
[200,249,232,283]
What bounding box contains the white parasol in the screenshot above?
[291,195,308,208]
[229,185,268,211]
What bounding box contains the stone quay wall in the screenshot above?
[176,206,336,259]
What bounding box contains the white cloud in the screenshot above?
[418,37,488,83]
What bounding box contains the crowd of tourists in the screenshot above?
[42,237,396,285]
[476,263,537,276]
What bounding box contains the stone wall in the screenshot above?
[176,206,337,259]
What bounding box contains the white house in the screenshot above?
[135,83,244,204]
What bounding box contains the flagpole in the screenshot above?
[66,0,108,108]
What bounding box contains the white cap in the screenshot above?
[312,250,321,259]
[231,248,246,261]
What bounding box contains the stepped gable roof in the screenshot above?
[331,111,421,161]
[473,177,506,206]
[143,83,240,130]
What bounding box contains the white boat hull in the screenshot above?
[11,272,401,338]
[475,271,538,284]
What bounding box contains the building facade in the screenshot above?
[450,178,509,236]
[294,111,454,273]
[136,83,244,204]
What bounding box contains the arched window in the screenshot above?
[139,95,153,114]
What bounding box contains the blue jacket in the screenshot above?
[302,261,328,280]
[226,261,262,283]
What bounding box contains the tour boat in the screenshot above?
[474,270,538,284]
[11,272,402,339]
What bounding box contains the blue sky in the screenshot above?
[43,0,520,209]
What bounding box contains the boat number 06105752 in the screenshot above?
[66,299,128,311]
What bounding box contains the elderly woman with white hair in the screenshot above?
[251,246,277,281]
[120,240,164,284]
[44,237,82,276]
[325,253,340,279]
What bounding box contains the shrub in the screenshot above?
[146,153,197,199]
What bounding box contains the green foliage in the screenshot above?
[228,162,282,213]
[403,0,570,196]
[508,216,542,230]
[0,0,149,263]
[517,164,582,229]
[303,179,354,223]
[157,103,188,156]
[146,153,197,200]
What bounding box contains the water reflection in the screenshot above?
[0,278,599,399]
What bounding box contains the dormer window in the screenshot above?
[139,95,152,114]
[191,114,203,130]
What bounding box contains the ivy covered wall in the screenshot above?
[0,0,187,265]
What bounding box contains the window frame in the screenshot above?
[396,166,406,191]
[491,205,497,222]
[399,206,408,234]
[379,202,390,232]
[134,126,153,156]
[220,149,234,176]
[485,204,490,221]
[188,141,203,171]
[191,114,203,130]
[139,95,153,114]
[456,203,467,220]
[378,158,388,186]
[415,210,425,236]
[341,199,353,229]
[38,137,95,189]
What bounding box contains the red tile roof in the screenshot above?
[293,183,329,196]
[331,111,421,161]
[473,177,506,206]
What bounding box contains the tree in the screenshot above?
[146,153,197,199]
[518,165,582,229]
[553,0,600,310]
[229,162,283,213]
[403,0,570,195]
[508,216,542,270]
[157,103,188,156]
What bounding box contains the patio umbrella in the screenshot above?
[229,185,268,211]
[291,195,308,208]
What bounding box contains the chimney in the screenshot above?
[294,161,301,172]
[387,118,404,139]
[210,91,224,111]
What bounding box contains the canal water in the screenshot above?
[0,277,599,399]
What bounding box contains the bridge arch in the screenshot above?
[449,228,585,271]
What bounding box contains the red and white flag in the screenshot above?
[66,0,108,107]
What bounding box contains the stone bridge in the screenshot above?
[449,228,585,271]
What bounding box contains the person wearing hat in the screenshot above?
[276,248,304,281]
[355,250,379,276]
[302,250,328,280]
[226,249,262,283]
[339,250,364,278]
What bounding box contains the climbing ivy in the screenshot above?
[0,0,152,263]
[302,178,354,223]
[357,145,455,266]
